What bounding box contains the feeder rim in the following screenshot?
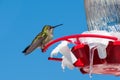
[43,34,118,52]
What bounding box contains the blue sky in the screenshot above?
[0,0,120,80]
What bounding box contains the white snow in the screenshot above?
[80,30,116,59]
[50,41,77,70]
[61,56,74,70]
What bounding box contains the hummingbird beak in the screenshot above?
[52,24,63,28]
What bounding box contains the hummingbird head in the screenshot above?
[42,24,63,34]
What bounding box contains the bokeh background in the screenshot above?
[0,0,120,80]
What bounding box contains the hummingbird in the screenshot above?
[22,24,63,55]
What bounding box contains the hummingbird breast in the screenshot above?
[47,34,53,42]
[40,30,54,49]
[43,34,53,45]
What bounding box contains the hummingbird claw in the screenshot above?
[41,48,46,52]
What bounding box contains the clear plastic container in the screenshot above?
[85,0,120,32]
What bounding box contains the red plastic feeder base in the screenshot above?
[72,41,120,76]
[81,64,120,76]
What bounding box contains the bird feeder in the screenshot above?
[43,33,120,76]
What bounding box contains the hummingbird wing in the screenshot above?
[22,33,47,55]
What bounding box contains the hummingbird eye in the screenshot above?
[49,27,52,29]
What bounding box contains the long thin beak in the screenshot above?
[52,24,63,28]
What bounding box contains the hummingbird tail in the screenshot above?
[22,45,31,55]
